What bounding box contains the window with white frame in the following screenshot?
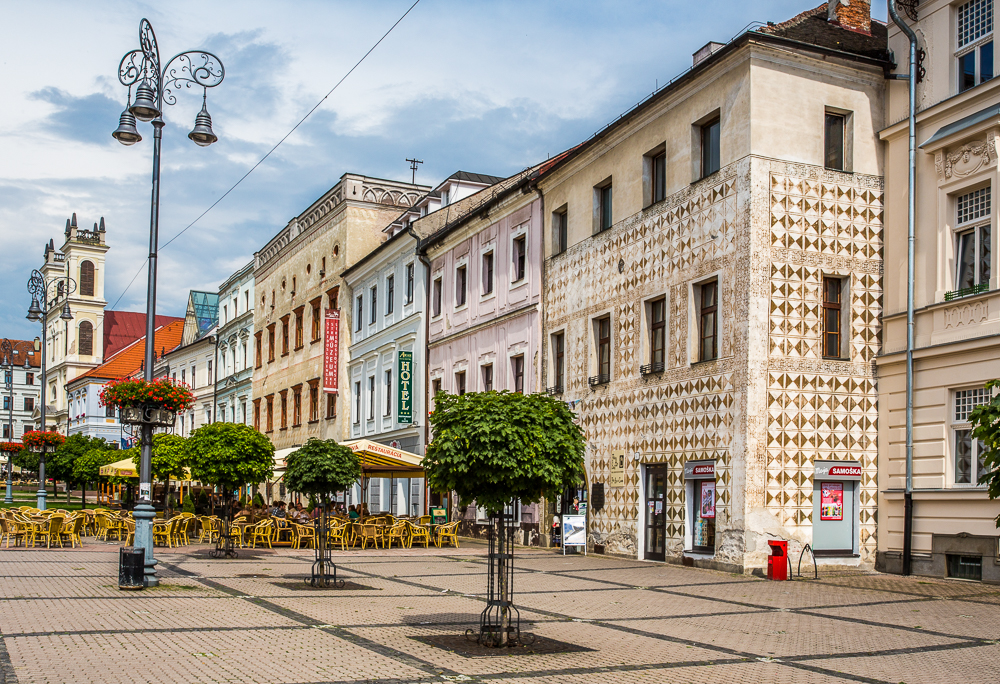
[954,187,991,295]
[957,0,994,93]
[383,369,392,417]
[353,381,362,424]
[367,376,376,421]
[953,387,993,484]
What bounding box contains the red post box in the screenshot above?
[766,540,788,581]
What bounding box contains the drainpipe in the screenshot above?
[416,233,433,516]
[888,0,917,576]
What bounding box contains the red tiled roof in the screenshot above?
[104,311,183,358]
[71,320,184,385]
[1,340,41,369]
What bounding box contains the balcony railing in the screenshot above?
[944,283,989,301]
[588,374,610,387]
[640,361,665,376]
[546,385,564,395]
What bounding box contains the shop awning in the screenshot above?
[343,439,425,478]
[271,446,299,474]
[98,457,192,481]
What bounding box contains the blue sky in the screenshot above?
[0,1,889,341]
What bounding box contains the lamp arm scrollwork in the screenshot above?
[160,51,225,106]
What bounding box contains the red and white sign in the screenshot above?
[323,310,340,393]
[828,465,862,478]
[684,460,716,479]
[693,464,715,476]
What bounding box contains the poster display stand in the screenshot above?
[561,514,587,555]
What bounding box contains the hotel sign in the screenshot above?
[397,351,413,423]
[323,310,340,393]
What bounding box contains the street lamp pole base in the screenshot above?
[4,481,13,504]
[133,502,159,587]
[36,487,47,511]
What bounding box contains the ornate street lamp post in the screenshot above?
[25,270,75,511]
[1,338,28,504]
[113,18,225,587]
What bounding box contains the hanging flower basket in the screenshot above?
[21,431,65,452]
[0,441,22,454]
[99,378,194,427]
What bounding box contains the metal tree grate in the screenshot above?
[211,493,238,559]
[467,508,533,647]
[307,503,344,588]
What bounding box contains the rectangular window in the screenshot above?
[253,399,261,430]
[482,364,493,392]
[267,325,276,362]
[26,372,34,385]
[432,378,442,397]
[512,355,524,394]
[255,331,263,368]
[281,316,289,355]
[294,309,304,349]
[326,394,337,419]
[597,317,611,380]
[701,118,721,177]
[456,265,467,306]
[280,393,287,429]
[512,235,526,282]
[405,263,414,303]
[310,385,319,421]
[955,188,992,293]
[699,280,719,362]
[311,300,321,341]
[455,371,466,396]
[384,369,392,416]
[482,252,494,294]
[293,388,302,427]
[24,397,34,412]
[370,286,377,324]
[106,402,116,418]
[822,277,843,358]
[598,183,613,232]
[553,208,568,255]
[824,113,845,171]
[649,297,666,369]
[354,381,362,424]
[356,296,364,331]
[2,397,9,410]
[181,369,186,385]
[367,376,376,420]
[265,396,274,432]
[386,275,394,315]
[552,332,565,391]
[652,152,666,204]
[954,387,993,484]
[958,0,994,92]
[433,277,442,316]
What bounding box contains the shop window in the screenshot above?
[692,478,716,553]
[512,355,524,394]
[953,387,993,484]
[481,364,493,392]
[952,187,992,298]
[957,0,994,92]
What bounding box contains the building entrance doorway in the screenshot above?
[644,465,668,561]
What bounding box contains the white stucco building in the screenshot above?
[215,263,254,426]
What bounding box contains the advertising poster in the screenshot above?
[609,450,626,488]
[700,480,716,519]
[821,482,844,521]
[323,310,340,393]
[562,515,587,547]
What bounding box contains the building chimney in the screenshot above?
[828,0,871,35]
[693,41,726,66]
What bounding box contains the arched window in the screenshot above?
[80,261,95,296]
[79,321,93,356]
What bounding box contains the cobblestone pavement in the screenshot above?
[2,541,999,683]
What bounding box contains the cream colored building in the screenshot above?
[879,0,1000,582]
[252,173,429,465]
[539,1,887,572]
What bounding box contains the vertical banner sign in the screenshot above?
[323,310,340,393]
[397,351,413,423]
[820,482,844,521]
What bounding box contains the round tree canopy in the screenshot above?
[423,390,585,513]
[285,438,361,501]
[185,423,274,493]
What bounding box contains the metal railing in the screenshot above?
[545,385,563,395]
[944,283,989,301]
[640,362,665,376]
[588,374,610,387]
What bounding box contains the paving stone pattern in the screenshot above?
[1,541,999,683]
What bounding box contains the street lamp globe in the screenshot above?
[112,108,142,146]
[59,302,73,321]
[26,297,42,322]
[129,81,160,121]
